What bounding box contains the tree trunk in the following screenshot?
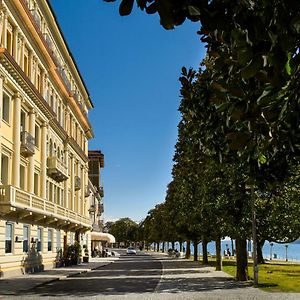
[156,242,159,252]
[257,239,265,264]
[172,241,175,250]
[179,241,183,252]
[236,237,248,281]
[202,238,208,264]
[162,242,165,252]
[215,236,222,271]
[186,240,191,259]
[193,240,198,261]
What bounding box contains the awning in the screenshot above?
[91,232,116,243]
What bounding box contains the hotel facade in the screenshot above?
[0,0,95,277]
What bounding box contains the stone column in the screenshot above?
[0,9,7,47]
[12,92,21,187]
[80,165,84,215]
[27,109,35,193]
[64,145,69,208]
[40,122,47,198]
[70,154,74,210]
[0,73,3,183]
[12,28,18,59]
[28,51,33,80]
[20,36,25,69]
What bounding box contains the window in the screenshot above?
[34,173,39,195]
[23,225,29,253]
[1,154,9,184]
[5,222,13,253]
[20,165,25,190]
[57,105,61,125]
[23,49,29,76]
[23,53,29,76]
[37,227,42,252]
[49,182,53,202]
[6,27,13,55]
[35,125,40,147]
[56,230,61,250]
[2,91,10,123]
[48,229,52,251]
[36,66,42,93]
[20,110,26,132]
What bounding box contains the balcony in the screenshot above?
[89,204,96,213]
[47,157,68,182]
[99,186,104,198]
[0,185,91,230]
[43,32,54,51]
[85,185,90,197]
[20,131,35,157]
[30,9,41,29]
[75,176,81,191]
[57,67,71,93]
[97,203,104,216]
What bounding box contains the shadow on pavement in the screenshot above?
[17,257,252,297]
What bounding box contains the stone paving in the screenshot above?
[0,252,299,299]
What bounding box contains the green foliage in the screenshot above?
[109,217,139,245]
[64,241,82,265]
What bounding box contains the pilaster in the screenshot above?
[27,109,36,193]
[12,92,21,187]
[40,121,47,198]
[12,27,18,60]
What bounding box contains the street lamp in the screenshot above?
[270,242,273,260]
[285,245,288,262]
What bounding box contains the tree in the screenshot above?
[108,218,139,246]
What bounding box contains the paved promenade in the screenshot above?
[0,252,299,299]
[0,257,118,297]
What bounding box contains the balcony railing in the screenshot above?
[47,157,68,182]
[30,9,41,29]
[43,32,54,51]
[0,185,90,227]
[74,176,81,191]
[20,131,35,157]
[57,67,71,93]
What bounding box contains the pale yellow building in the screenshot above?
[0,0,94,277]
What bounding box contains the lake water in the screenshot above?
[167,240,300,261]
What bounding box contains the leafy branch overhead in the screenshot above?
[105,0,300,170]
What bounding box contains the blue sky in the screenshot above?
[50,0,205,222]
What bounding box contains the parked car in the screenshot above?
[126,247,137,255]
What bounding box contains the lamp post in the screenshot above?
[270,242,273,260]
[285,245,288,262]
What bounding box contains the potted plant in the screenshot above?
[83,245,89,263]
[64,242,82,266]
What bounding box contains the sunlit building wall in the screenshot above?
[0,0,93,277]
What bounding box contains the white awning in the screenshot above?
[91,232,115,243]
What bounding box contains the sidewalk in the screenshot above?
[0,257,119,296]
